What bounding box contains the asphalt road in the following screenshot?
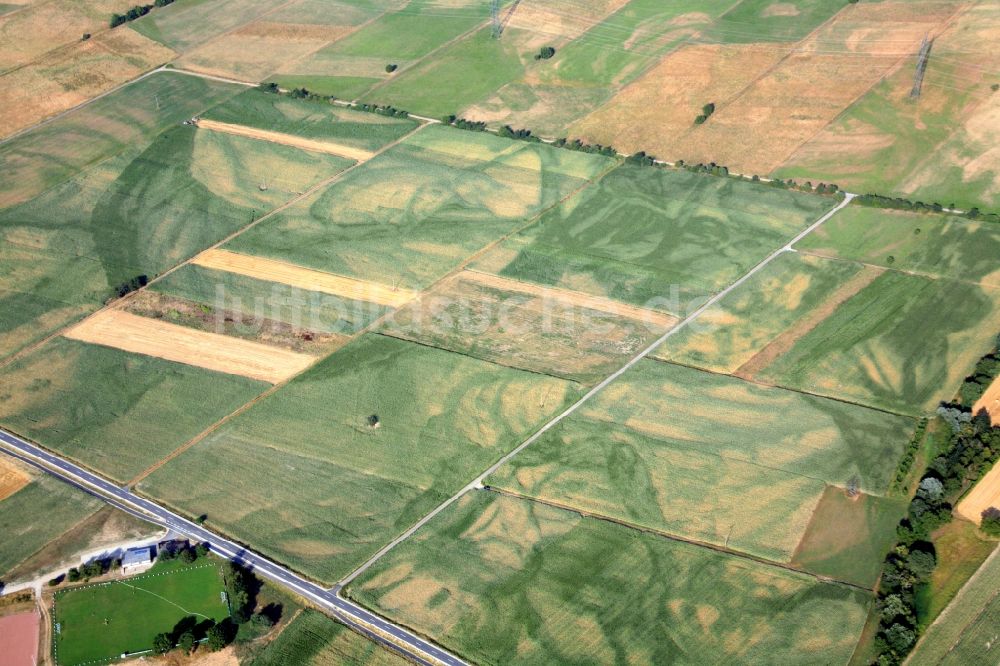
[0,429,466,666]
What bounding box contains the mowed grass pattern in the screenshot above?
[140,334,581,582]
[347,492,872,665]
[488,359,912,562]
[226,125,614,289]
[0,338,268,482]
[476,165,834,315]
[247,609,408,666]
[53,561,228,665]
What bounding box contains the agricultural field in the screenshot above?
[910,545,1000,664]
[473,164,834,314]
[277,0,488,100]
[52,560,229,665]
[130,0,278,53]
[705,0,847,43]
[0,468,105,578]
[138,333,581,582]
[0,337,268,482]
[486,359,913,564]
[653,251,873,374]
[347,491,872,665]
[755,270,1000,416]
[0,75,354,362]
[795,207,1000,285]
[776,1,1000,211]
[381,270,676,384]
[225,124,615,290]
[246,609,409,666]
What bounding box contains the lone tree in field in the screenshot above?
[367,414,380,428]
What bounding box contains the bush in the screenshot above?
[535,46,556,60]
[982,507,1000,536]
[694,114,707,125]
[385,63,397,73]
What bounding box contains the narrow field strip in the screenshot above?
[195,118,375,161]
[734,262,884,380]
[193,248,419,308]
[461,270,678,328]
[63,310,314,384]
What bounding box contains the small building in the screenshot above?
[121,547,154,575]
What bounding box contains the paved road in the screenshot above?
[0,430,465,666]
[340,192,858,586]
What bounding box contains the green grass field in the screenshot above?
[0,337,268,482]
[347,491,872,665]
[653,251,867,373]
[153,264,387,335]
[131,0,277,52]
[139,334,581,582]
[757,271,1000,416]
[202,88,418,149]
[475,165,834,315]
[795,207,1000,286]
[53,560,228,665]
[706,0,846,43]
[911,544,1000,664]
[246,609,408,666]
[0,474,104,578]
[0,98,352,362]
[225,124,614,290]
[487,359,912,563]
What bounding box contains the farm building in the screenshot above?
[121,547,154,575]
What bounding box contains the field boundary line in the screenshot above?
[482,486,871,591]
[128,144,621,487]
[773,1,974,177]
[337,193,857,588]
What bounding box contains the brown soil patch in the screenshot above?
[195,119,374,161]
[125,290,348,354]
[735,262,882,379]
[508,0,631,40]
[0,456,30,501]
[973,375,1000,425]
[957,457,1000,525]
[763,3,800,18]
[193,249,419,307]
[460,270,677,327]
[570,43,784,157]
[0,27,176,138]
[64,310,315,383]
[0,612,39,666]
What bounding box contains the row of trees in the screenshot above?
[855,193,1000,223]
[873,380,1000,663]
[891,418,929,491]
[959,336,999,407]
[259,82,410,118]
[109,0,174,28]
[153,616,234,656]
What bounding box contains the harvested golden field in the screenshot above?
[0,27,175,138]
[653,1,957,174]
[63,310,315,383]
[973,375,1000,425]
[176,21,351,82]
[956,457,1000,525]
[0,457,31,502]
[192,249,419,307]
[195,119,375,161]
[570,43,785,158]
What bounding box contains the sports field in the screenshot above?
[487,359,912,563]
[474,164,834,314]
[225,124,614,290]
[0,337,268,482]
[139,334,581,582]
[347,491,872,665]
[247,609,408,666]
[53,561,229,665]
[381,270,675,383]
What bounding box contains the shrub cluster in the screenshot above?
[534,46,556,60]
[551,137,617,156]
[855,193,1000,222]
[694,102,715,125]
[113,274,148,299]
[110,0,173,28]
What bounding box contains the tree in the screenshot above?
[702,102,716,116]
[906,549,936,581]
[180,547,196,564]
[982,507,1000,536]
[152,632,174,654]
[178,630,195,655]
[883,623,915,654]
[385,63,398,73]
[205,624,227,651]
[917,477,944,502]
[878,594,910,623]
[251,612,275,631]
[67,568,81,582]
[694,114,707,125]
[195,542,210,558]
[535,46,556,60]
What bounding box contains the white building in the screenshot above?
[121,546,154,575]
